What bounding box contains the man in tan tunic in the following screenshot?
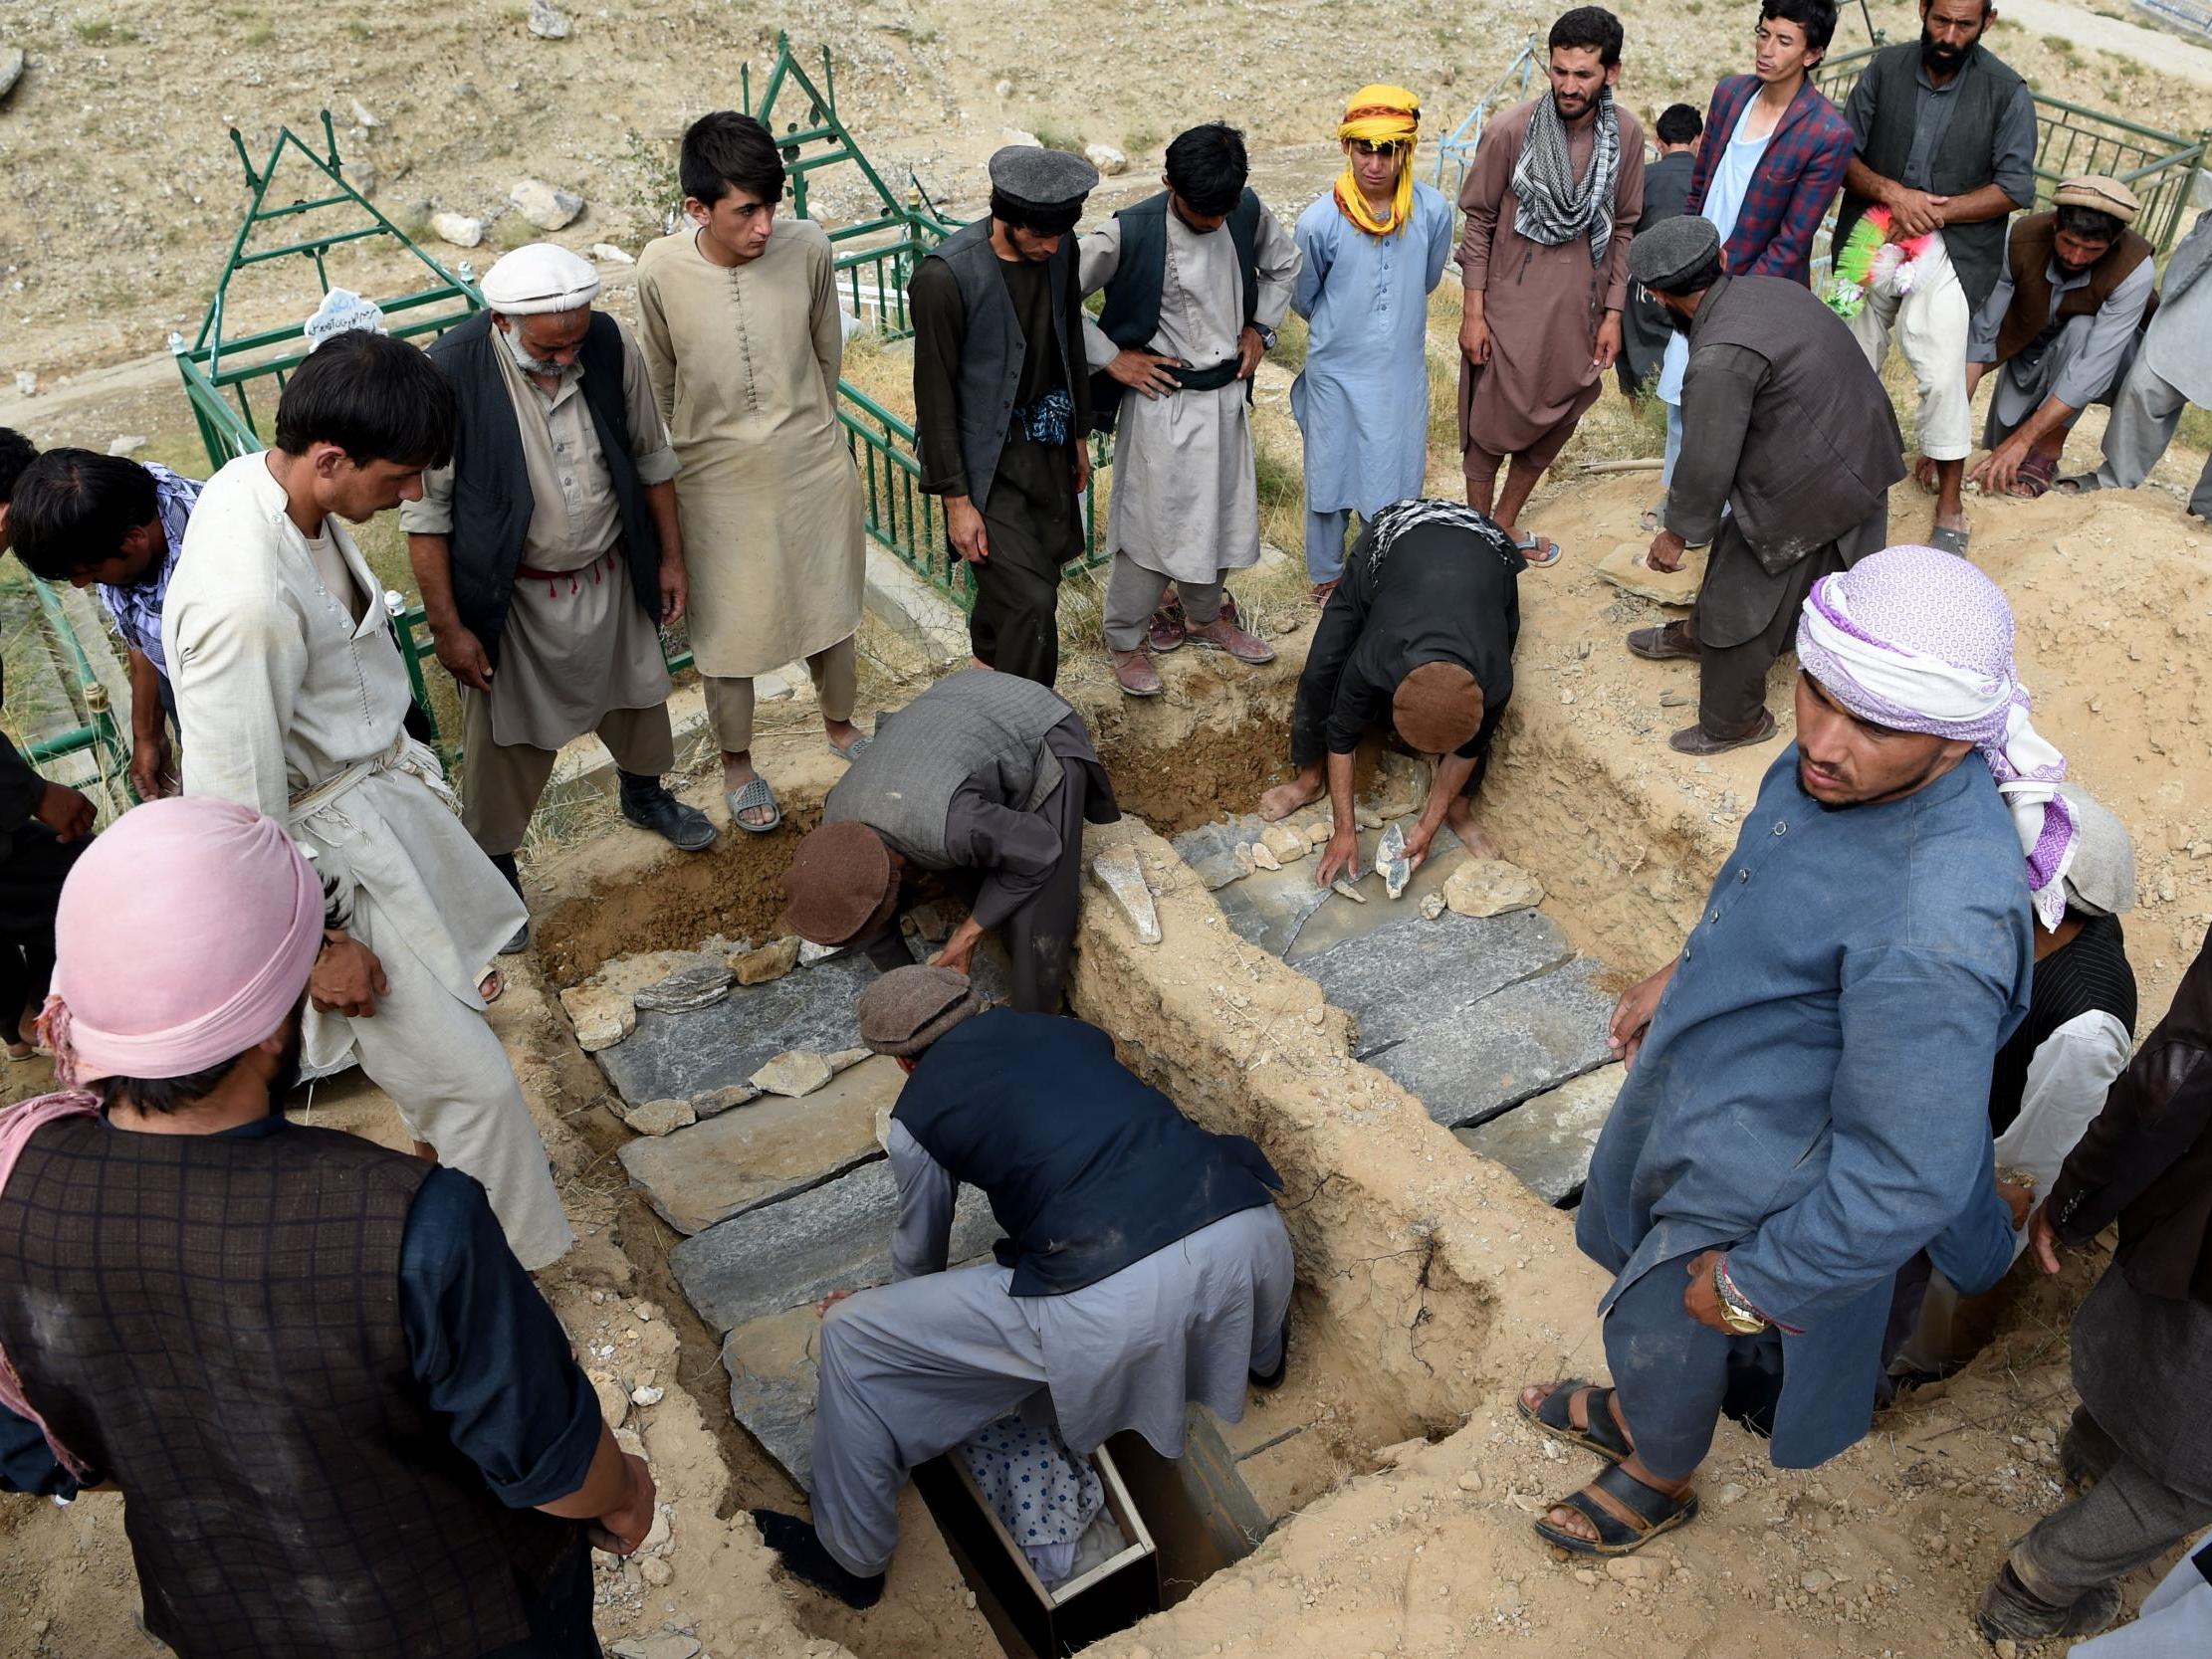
[1456,6,1645,566]
[637,111,868,833]
[407,244,715,956]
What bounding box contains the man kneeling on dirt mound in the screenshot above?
[1521,546,2046,1557]
[1258,498,1525,886]
[751,965,1294,1608]
[778,668,1118,1014]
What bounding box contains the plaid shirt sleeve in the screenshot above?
[1724,94,1855,288]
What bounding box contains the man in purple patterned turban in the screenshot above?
[1516,544,2042,1559]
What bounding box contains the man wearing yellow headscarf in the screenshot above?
[1290,86,1456,599]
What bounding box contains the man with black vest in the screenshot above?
[1080,122,1299,697]
[1623,216,1903,756]
[0,796,655,1659]
[407,242,714,954]
[1964,176,2156,501]
[777,668,1118,1013]
[751,966,1294,1608]
[910,146,1099,687]
[1835,0,2037,555]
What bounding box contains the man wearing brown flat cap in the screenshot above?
[1964,174,2156,501]
[750,966,1293,1609]
[780,669,1117,1012]
[1261,498,1525,886]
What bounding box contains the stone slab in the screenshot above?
[720,1306,822,1491]
[1298,908,1572,1059]
[670,1159,1001,1334]
[617,1055,910,1235]
[1595,539,1703,606]
[1173,814,1267,892]
[1368,957,1619,1130]
[594,952,877,1108]
[1279,826,1468,963]
[1453,1064,1625,1206]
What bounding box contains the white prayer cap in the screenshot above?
[480,242,601,315]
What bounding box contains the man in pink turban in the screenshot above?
[0,796,654,1659]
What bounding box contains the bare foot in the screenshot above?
[1445,798,1497,859]
[1258,773,1324,823]
[722,754,775,829]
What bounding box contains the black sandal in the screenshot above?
[1517,1377,1635,1464]
[1533,1461,1700,1557]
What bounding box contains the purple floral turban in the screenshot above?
[1796,544,2077,929]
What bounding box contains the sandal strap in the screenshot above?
[1584,1460,1692,1534]
[731,776,777,812]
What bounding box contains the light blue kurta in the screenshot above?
[1579,745,2033,1468]
[1289,183,1454,516]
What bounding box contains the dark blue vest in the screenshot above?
[424,311,661,668]
[893,1010,1282,1297]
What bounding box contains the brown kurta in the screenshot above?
[1455,98,1646,460]
[634,219,865,679]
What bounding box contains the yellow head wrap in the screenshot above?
[1335,84,1421,237]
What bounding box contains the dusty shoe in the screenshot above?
[1148,594,1188,652]
[621,782,719,852]
[1627,621,1699,661]
[1975,1565,2120,1645]
[1185,614,1275,665]
[1112,648,1164,698]
[1667,710,1777,755]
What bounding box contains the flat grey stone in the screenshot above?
[633,962,734,1013]
[595,952,876,1109]
[1209,860,1336,957]
[671,1160,1001,1333]
[1301,908,1572,1059]
[1369,957,1618,1130]
[722,1306,822,1489]
[1454,1064,1625,1205]
[618,1055,909,1234]
[1172,815,1262,892]
[1280,825,1469,963]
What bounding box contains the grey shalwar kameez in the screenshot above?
[808,1120,1293,1578]
[2076,209,2212,518]
[1967,222,2155,450]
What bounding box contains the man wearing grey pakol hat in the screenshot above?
[1964,174,2157,501]
[909,145,1101,686]
[1620,213,1901,755]
[406,243,715,960]
[750,967,1292,1608]
[1885,781,2140,1379]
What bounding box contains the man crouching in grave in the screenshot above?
[750,965,1294,1608]
[1258,498,1525,885]
[779,669,1118,1013]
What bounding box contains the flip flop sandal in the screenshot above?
[828,733,874,762]
[1512,532,1563,567]
[1533,1461,1700,1557]
[727,775,782,835]
[1929,524,1972,557]
[477,968,505,1005]
[1518,1378,1636,1464]
[1638,503,1662,533]
[2005,453,2060,499]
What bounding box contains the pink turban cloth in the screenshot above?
[1796,544,2077,930]
[43,796,325,1086]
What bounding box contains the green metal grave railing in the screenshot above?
[1813,43,2210,253]
[1433,36,1543,197]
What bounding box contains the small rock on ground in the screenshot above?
[510,177,584,231]
[1260,824,1309,864]
[561,982,636,1051]
[618,1098,695,1137]
[1443,858,1545,919]
[526,0,571,38]
[0,48,25,102]
[430,210,484,248]
[729,935,799,985]
[751,1049,833,1098]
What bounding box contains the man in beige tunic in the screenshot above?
[1456,6,1645,566]
[406,244,715,956]
[1080,122,1299,697]
[164,329,571,1270]
[636,111,868,833]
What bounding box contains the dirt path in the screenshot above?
[2000,0,2212,91]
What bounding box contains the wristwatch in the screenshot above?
[1252,323,1278,351]
[1712,1256,1768,1336]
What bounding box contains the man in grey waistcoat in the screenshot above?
[1623,217,1904,755]
[778,669,1119,1012]
[1833,0,2035,554]
[909,148,1100,687]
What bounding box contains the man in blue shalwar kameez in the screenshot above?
[1520,544,2077,1556]
[1289,85,1455,601]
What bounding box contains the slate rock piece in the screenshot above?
[617,1098,695,1138]
[562,982,636,1052]
[1089,842,1161,943]
[1300,908,1572,1059]
[1377,821,1411,900]
[1443,858,1544,919]
[619,1056,906,1234]
[671,1161,1001,1333]
[1174,815,1264,892]
[1453,1065,1625,1205]
[722,1306,823,1490]
[633,962,733,1013]
[1368,957,1618,1129]
[1282,826,1468,963]
[595,951,877,1108]
[1209,860,1334,957]
[692,1083,760,1119]
[729,935,799,985]
[751,1049,833,1099]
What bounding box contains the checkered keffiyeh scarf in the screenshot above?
[1511,87,1622,266]
[1795,544,2079,930]
[1362,498,1521,575]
